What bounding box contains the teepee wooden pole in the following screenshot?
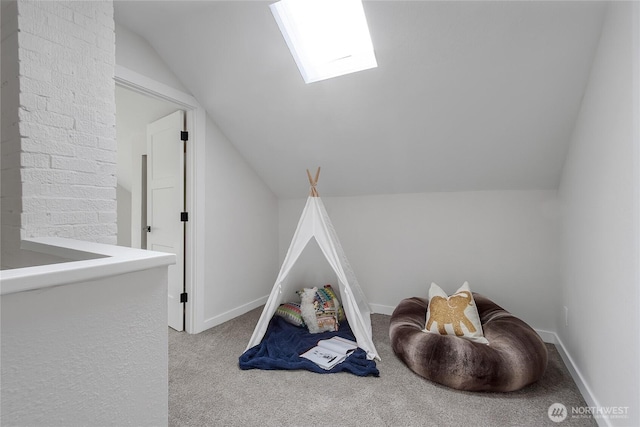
[307,167,321,197]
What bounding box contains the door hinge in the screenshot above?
[180,212,188,222]
[180,131,188,141]
[180,293,188,303]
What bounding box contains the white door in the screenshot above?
[147,110,185,331]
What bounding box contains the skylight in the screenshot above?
[270,0,377,84]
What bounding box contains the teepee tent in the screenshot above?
[246,168,380,361]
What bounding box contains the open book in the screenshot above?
[300,336,358,370]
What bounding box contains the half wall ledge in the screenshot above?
[0,237,176,295]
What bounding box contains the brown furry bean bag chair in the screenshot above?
[389,294,548,392]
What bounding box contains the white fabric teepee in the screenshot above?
[245,169,380,361]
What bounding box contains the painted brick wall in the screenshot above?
[1,1,26,268]
[1,0,117,267]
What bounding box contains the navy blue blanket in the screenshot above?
[239,316,379,377]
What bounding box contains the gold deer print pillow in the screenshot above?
[423,282,489,344]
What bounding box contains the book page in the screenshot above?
[317,337,357,354]
[300,347,345,369]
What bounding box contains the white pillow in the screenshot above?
[424,282,489,344]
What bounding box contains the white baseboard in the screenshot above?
[200,295,268,332]
[535,329,608,427]
[370,303,396,316]
[534,328,557,344]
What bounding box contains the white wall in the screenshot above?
[203,117,279,329]
[279,190,561,332]
[1,244,170,426]
[115,23,189,94]
[559,2,640,426]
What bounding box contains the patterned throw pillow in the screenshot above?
[275,302,305,327]
[295,284,346,333]
[299,287,338,333]
[315,284,346,322]
[423,282,489,344]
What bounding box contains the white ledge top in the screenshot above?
[0,237,176,295]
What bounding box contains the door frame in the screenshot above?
[115,64,205,334]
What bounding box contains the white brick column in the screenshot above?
[1,0,117,267]
[1,1,23,267]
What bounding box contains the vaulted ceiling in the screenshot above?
[114,1,606,198]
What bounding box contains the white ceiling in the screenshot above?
[114,1,606,198]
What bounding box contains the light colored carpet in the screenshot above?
[169,307,596,426]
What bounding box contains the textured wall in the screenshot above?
[1,0,117,269]
[1,266,168,426]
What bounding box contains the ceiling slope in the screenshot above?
[115,1,606,198]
